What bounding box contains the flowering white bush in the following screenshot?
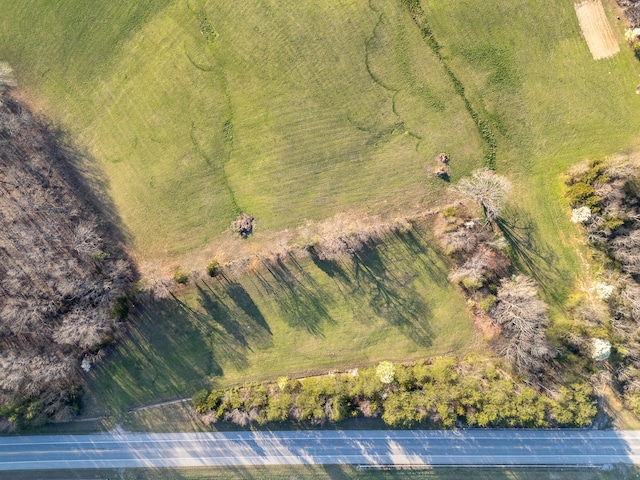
[376,361,395,384]
[571,206,592,223]
[81,357,91,372]
[625,28,640,43]
[594,282,615,301]
[592,338,611,361]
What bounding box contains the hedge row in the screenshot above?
[193,357,596,428]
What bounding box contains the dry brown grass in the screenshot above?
[575,0,620,60]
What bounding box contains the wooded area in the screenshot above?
[0,71,134,428]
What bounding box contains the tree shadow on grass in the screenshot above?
[87,298,225,413]
[169,293,250,371]
[252,256,335,337]
[349,244,433,347]
[496,206,565,302]
[389,226,451,288]
[195,278,272,352]
[221,274,272,335]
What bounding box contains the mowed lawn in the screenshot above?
[83,227,476,414]
[0,0,482,261]
[422,0,640,303]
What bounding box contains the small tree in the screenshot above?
[454,169,511,223]
[206,260,220,277]
[490,275,553,375]
[231,213,255,238]
[173,269,189,285]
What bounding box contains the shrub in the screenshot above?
[601,216,625,232]
[90,249,108,263]
[478,294,497,312]
[173,269,189,284]
[442,206,457,218]
[110,295,130,319]
[231,213,255,238]
[382,391,425,428]
[550,384,596,427]
[461,276,483,291]
[206,260,220,277]
[566,182,600,207]
[192,390,209,413]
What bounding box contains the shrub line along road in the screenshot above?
[0,430,639,470]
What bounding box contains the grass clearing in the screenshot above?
[83,226,477,415]
[0,0,483,263]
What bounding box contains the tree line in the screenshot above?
[0,68,134,429]
[193,357,596,428]
[564,157,640,413]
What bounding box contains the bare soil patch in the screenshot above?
[575,0,620,60]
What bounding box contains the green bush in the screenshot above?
[442,206,457,218]
[566,182,600,207]
[206,260,220,277]
[173,269,189,284]
[634,41,640,61]
[110,295,130,319]
[550,383,597,427]
[90,249,108,263]
[192,389,209,413]
[478,294,497,312]
[601,216,625,232]
[461,276,483,291]
[382,391,425,428]
[266,392,292,422]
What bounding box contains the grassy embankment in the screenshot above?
[0,465,637,480]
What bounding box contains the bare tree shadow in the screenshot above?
[390,226,450,288]
[349,245,434,347]
[496,206,565,302]
[220,274,272,335]
[196,279,272,352]
[46,120,133,248]
[253,257,335,337]
[170,292,250,371]
[86,297,224,413]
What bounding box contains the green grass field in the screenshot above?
[83,226,477,414]
[3,0,640,421]
[0,0,483,261]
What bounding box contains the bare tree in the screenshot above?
[449,245,510,287]
[0,84,135,426]
[454,169,511,222]
[490,275,554,376]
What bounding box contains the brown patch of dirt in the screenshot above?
[575,0,620,60]
[474,310,501,340]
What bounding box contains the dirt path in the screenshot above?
[575,0,620,60]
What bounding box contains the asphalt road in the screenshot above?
[0,429,639,470]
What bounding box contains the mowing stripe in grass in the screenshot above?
[401,0,498,169]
